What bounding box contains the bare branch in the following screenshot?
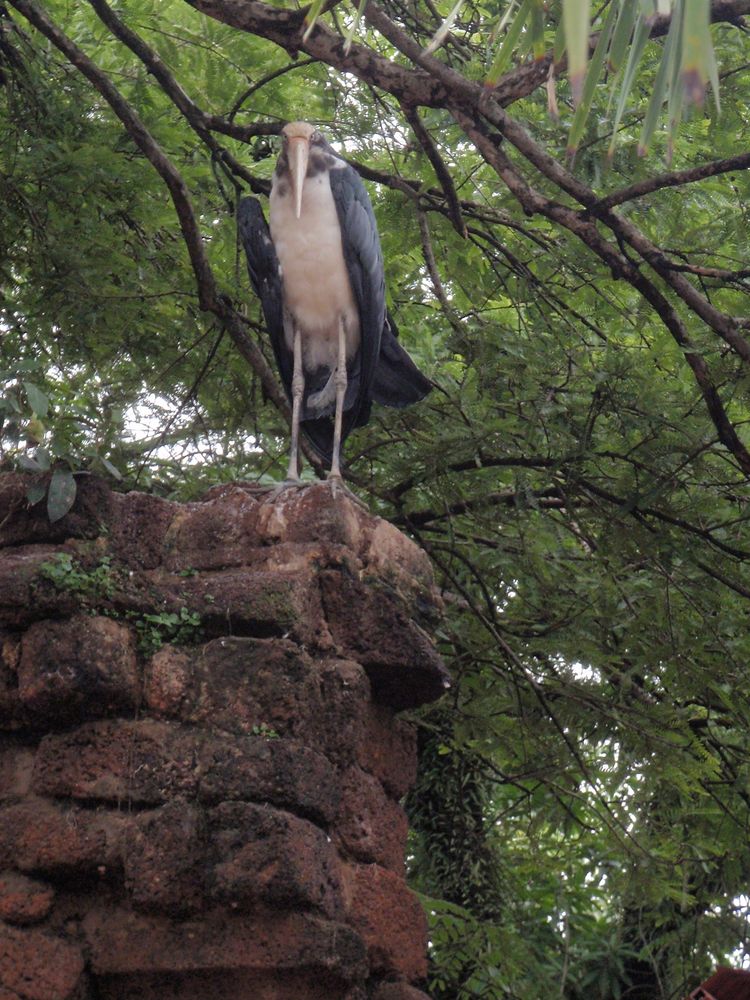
[402,104,467,238]
[596,151,750,211]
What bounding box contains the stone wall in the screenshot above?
[0,474,449,1000]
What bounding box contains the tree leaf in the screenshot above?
[563,0,592,105]
[567,0,618,157]
[23,381,49,417]
[485,0,532,88]
[637,7,679,156]
[423,0,465,57]
[681,0,711,106]
[26,482,47,506]
[47,467,77,523]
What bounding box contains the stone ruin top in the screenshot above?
[0,473,448,1000]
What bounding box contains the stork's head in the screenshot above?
[280,121,323,219]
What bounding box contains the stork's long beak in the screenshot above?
[288,137,310,219]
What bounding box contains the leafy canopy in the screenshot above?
[2,1,750,996]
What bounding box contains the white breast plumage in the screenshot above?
[269,171,360,374]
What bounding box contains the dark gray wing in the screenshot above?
[328,161,386,440]
[328,165,431,424]
[237,197,293,396]
[371,311,433,408]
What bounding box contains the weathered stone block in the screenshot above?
[0,546,79,628]
[0,924,85,1000]
[0,744,34,801]
[93,969,365,1000]
[336,767,408,873]
[142,645,191,718]
[0,633,24,731]
[82,908,367,981]
[320,570,449,710]
[315,657,372,765]
[33,720,339,825]
[146,566,327,646]
[162,488,265,571]
[0,871,54,925]
[18,616,139,722]
[209,802,344,918]
[372,983,433,1000]
[357,706,418,800]
[0,472,110,547]
[145,638,319,734]
[122,799,205,915]
[108,491,177,570]
[32,719,197,807]
[251,483,366,549]
[0,799,125,876]
[144,638,370,764]
[359,517,436,596]
[198,734,339,825]
[0,473,440,995]
[344,864,428,981]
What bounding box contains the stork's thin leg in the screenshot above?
[329,317,347,481]
[286,324,304,482]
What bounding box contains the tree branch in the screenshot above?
[402,103,467,238]
[596,150,750,211]
[88,0,268,195]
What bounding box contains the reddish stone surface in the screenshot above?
[158,565,328,646]
[344,864,429,981]
[82,908,366,978]
[0,634,23,731]
[142,645,191,718]
[122,800,205,915]
[0,545,79,628]
[146,638,322,734]
[0,474,443,999]
[144,639,370,764]
[94,969,364,1000]
[357,706,418,800]
[0,799,125,877]
[320,569,449,710]
[0,871,54,925]
[0,472,110,547]
[0,745,34,801]
[209,802,344,918]
[34,720,339,825]
[373,983,433,1000]
[0,923,84,1000]
[336,767,409,873]
[162,487,266,571]
[32,719,199,807]
[18,615,138,722]
[198,734,340,825]
[360,518,436,595]
[108,491,177,570]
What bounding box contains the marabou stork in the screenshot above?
[238,121,431,485]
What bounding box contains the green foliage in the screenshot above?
[250,722,280,739]
[37,553,202,653]
[134,607,204,655]
[38,553,115,602]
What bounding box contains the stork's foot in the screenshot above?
[326,472,369,510]
[260,478,308,501]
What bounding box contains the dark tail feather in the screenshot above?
[300,417,333,466]
[371,319,432,409]
[302,397,371,463]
